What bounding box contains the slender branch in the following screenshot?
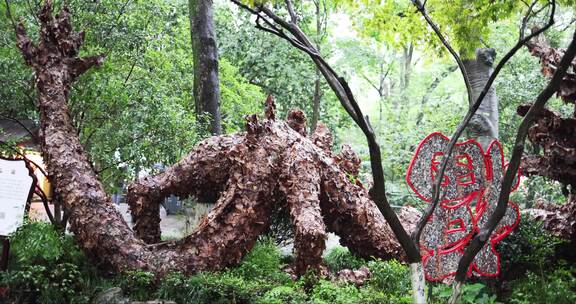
[411,0,473,104]
[35,184,57,226]
[519,0,539,40]
[232,0,421,263]
[0,113,38,142]
[285,0,297,23]
[411,0,556,245]
[455,28,576,283]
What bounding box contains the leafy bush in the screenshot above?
[366,259,410,297]
[1,222,112,304]
[509,267,576,304]
[324,246,366,273]
[256,285,308,304]
[308,280,361,304]
[498,217,564,276]
[185,271,273,304]
[430,283,497,304]
[116,270,155,301]
[232,238,290,283]
[9,221,67,266]
[156,272,187,302]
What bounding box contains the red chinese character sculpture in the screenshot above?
[406,132,521,281]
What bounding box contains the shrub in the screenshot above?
[366,259,410,297]
[2,222,112,304]
[115,270,155,301]
[498,217,564,275]
[324,246,366,273]
[256,285,308,304]
[430,283,497,304]
[185,271,272,304]
[156,272,187,302]
[3,263,88,304]
[9,221,65,267]
[508,267,576,304]
[358,286,411,304]
[232,238,290,283]
[309,280,361,304]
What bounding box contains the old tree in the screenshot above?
[13,2,419,278]
[8,2,576,303]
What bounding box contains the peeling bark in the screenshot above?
[16,2,420,277]
[518,105,576,191]
[527,38,576,103]
[127,135,239,243]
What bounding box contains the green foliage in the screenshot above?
[308,280,361,304]
[256,285,308,304]
[232,238,291,283]
[366,259,411,299]
[324,246,366,272]
[1,0,264,191]
[1,222,112,304]
[8,221,66,266]
[498,217,565,275]
[115,270,155,301]
[215,3,351,135]
[430,283,497,304]
[509,266,576,304]
[7,226,572,304]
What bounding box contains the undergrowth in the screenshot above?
[1,220,574,303]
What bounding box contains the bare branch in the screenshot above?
[411,0,557,245]
[519,0,539,40]
[285,0,298,24]
[15,22,38,67]
[455,28,576,283]
[411,0,473,104]
[232,0,422,263]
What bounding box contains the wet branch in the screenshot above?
[231,0,421,263]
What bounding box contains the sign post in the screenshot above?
[0,156,36,271]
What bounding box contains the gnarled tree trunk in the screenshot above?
[16,2,418,278]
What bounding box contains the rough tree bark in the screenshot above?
[16,2,418,277]
[517,39,576,246]
[464,48,499,149]
[189,0,222,135]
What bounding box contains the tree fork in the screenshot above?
[16,1,420,278]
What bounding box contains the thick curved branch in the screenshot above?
[127,135,239,243]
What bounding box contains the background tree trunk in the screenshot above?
[310,0,325,133]
[464,48,499,148]
[15,3,422,278]
[189,0,222,135]
[401,44,413,90]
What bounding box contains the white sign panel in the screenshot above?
[0,158,34,236]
